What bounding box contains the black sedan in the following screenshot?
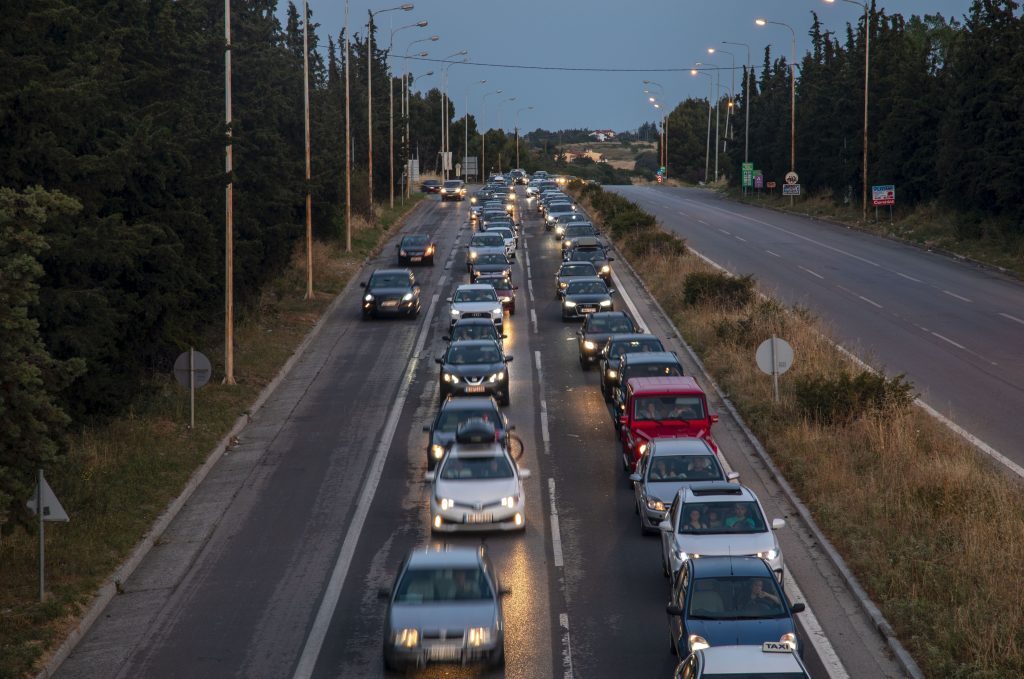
[359,268,422,319]
[436,339,513,406]
[576,311,637,369]
[396,234,436,266]
[598,333,666,400]
[566,246,614,284]
[470,252,512,283]
[555,261,599,299]
[422,395,508,470]
[420,179,441,194]
[561,277,614,321]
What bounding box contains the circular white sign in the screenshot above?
[784,172,799,185]
[174,350,213,388]
[756,338,794,376]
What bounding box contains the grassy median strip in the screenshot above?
[573,183,1024,678]
[0,198,422,678]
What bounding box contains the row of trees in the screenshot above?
[0,0,488,527]
[660,0,1023,236]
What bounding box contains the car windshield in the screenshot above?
[587,315,633,333]
[571,249,606,262]
[394,566,494,603]
[451,324,499,342]
[548,203,573,212]
[566,281,607,295]
[476,254,509,265]
[679,501,767,535]
[369,273,410,288]
[436,408,501,433]
[443,181,462,189]
[633,395,702,420]
[624,363,683,382]
[561,264,597,277]
[448,344,503,365]
[489,279,513,292]
[439,454,514,480]
[645,455,722,482]
[472,235,504,247]
[565,226,597,237]
[454,288,498,303]
[611,338,664,359]
[490,229,513,239]
[402,235,429,246]
[686,576,787,620]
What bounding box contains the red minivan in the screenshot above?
[617,376,719,472]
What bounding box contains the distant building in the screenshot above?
[588,129,617,142]
[563,149,607,164]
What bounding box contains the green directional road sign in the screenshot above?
[742,162,754,188]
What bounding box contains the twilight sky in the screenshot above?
[293,0,974,133]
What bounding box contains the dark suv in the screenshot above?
[422,395,509,470]
[441,179,467,201]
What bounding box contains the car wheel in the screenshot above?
[662,549,670,577]
[488,644,505,667]
[579,355,590,371]
[509,305,515,316]
[500,390,511,407]
[427,256,435,266]
[640,511,652,536]
[669,633,677,656]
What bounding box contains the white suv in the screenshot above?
[448,284,504,329]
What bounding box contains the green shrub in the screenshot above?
[793,371,915,425]
[714,299,789,346]
[606,209,656,239]
[683,271,755,309]
[624,229,688,259]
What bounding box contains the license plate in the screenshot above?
[381,300,398,308]
[410,256,422,262]
[580,306,596,313]
[428,645,462,661]
[465,385,486,393]
[465,512,493,524]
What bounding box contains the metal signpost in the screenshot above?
[26,469,69,601]
[766,180,777,190]
[756,336,794,403]
[741,162,754,192]
[462,156,478,181]
[753,172,763,197]
[784,171,799,203]
[174,348,213,430]
[872,184,895,224]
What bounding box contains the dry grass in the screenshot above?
[0,196,423,678]
[583,195,1024,678]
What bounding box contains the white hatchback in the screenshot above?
[448,284,504,329]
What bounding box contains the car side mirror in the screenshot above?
[666,603,683,617]
[519,469,531,479]
[726,471,740,482]
[422,424,431,432]
[711,414,720,424]
[442,335,451,341]
[618,415,629,427]
[435,358,443,364]
[445,297,453,303]
[772,518,786,530]
[506,425,516,432]
[359,282,366,288]
[499,587,512,597]
[791,602,806,614]
[608,289,616,295]
[501,334,508,339]
[513,286,520,290]
[575,330,583,336]
[505,356,513,362]
[607,257,615,262]
[658,520,672,532]
[377,587,391,601]
[413,282,421,288]
[424,471,436,482]
[629,473,642,482]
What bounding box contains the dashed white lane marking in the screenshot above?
[558,612,574,679]
[525,251,532,269]
[697,219,709,225]
[735,235,747,242]
[718,228,731,236]
[438,273,447,286]
[999,312,1024,326]
[534,350,550,451]
[858,295,882,309]
[896,272,921,283]
[292,293,440,679]
[931,331,966,350]
[784,573,850,679]
[943,290,972,303]
[530,308,538,334]
[528,278,535,302]
[610,270,649,334]
[548,478,564,567]
[766,250,781,258]
[798,266,824,280]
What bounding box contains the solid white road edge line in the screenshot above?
[534,350,551,452]
[291,292,440,679]
[610,269,649,334]
[559,612,574,679]
[547,478,564,568]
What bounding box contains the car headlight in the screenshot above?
[492,307,503,315]
[395,628,419,648]
[425,245,435,255]
[563,300,577,308]
[442,373,459,384]
[470,252,478,260]
[559,281,568,289]
[500,494,519,507]
[399,249,407,256]
[564,240,572,248]
[467,627,492,647]
[599,299,612,307]
[646,499,666,512]
[438,497,455,510]
[402,292,413,302]
[675,550,697,563]
[364,294,374,302]
[471,197,477,204]
[450,309,461,317]
[601,265,610,273]
[638,442,648,455]
[431,444,444,460]
[555,226,565,234]
[488,371,506,382]
[440,188,447,193]
[687,634,710,652]
[758,549,779,561]
[780,633,798,650]
[607,369,617,379]
[583,340,596,351]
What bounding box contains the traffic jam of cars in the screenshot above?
[376,172,810,677]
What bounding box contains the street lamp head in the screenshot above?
[690,69,698,76]
[707,47,715,54]
[648,96,655,102]
[417,51,428,57]
[429,35,439,41]
[755,18,767,26]
[400,3,414,10]
[415,20,428,27]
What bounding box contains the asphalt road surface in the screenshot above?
[612,185,1024,469]
[56,187,904,678]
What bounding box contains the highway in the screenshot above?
[56,187,904,678]
[613,185,1024,469]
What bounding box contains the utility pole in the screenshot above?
[224,0,235,384]
[344,1,352,252]
[302,0,313,299]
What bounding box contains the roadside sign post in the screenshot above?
[741,162,754,195]
[174,348,213,430]
[756,336,794,403]
[784,172,799,206]
[872,184,895,224]
[753,172,763,199]
[26,469,70,601]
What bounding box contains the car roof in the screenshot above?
[627,375,701,394]
[455,283,497,292]
[608,333,660,344]
[697,645,808,674]
[681,481,755,502]
[448,440,506,458]
[372,268,412,276]
[566,276,606,285]
[586,311,630,320]
[407,546,484,569]
[691,555,774,578]
[560,261,596,270]
[452,317,498,326]
[650,438,715,456]
[440,395,500,411]
[449,339,501,349]
[622,352,681,366]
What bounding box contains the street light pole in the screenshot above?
[463,80,486,182]
[481,89,502,178]
[697,61,721,182]
[709,48,735,153]
[691,69,713,184]
[224,0,235,383]
[643,80,665,171]
[401,35,437,198]
[723,41,752,167]
[384,20,427,209]
[756,18,797,188]
[368,4,413,211]
[405,69,433,196]
[344,0,352,252]
[301,0,314,299]
[515,106,533,168]
[440,50,468,179]
[825,0,870,221]
[497,96,516,173]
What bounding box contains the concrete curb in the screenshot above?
[36,200,429,679]
[590,198,924,679]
